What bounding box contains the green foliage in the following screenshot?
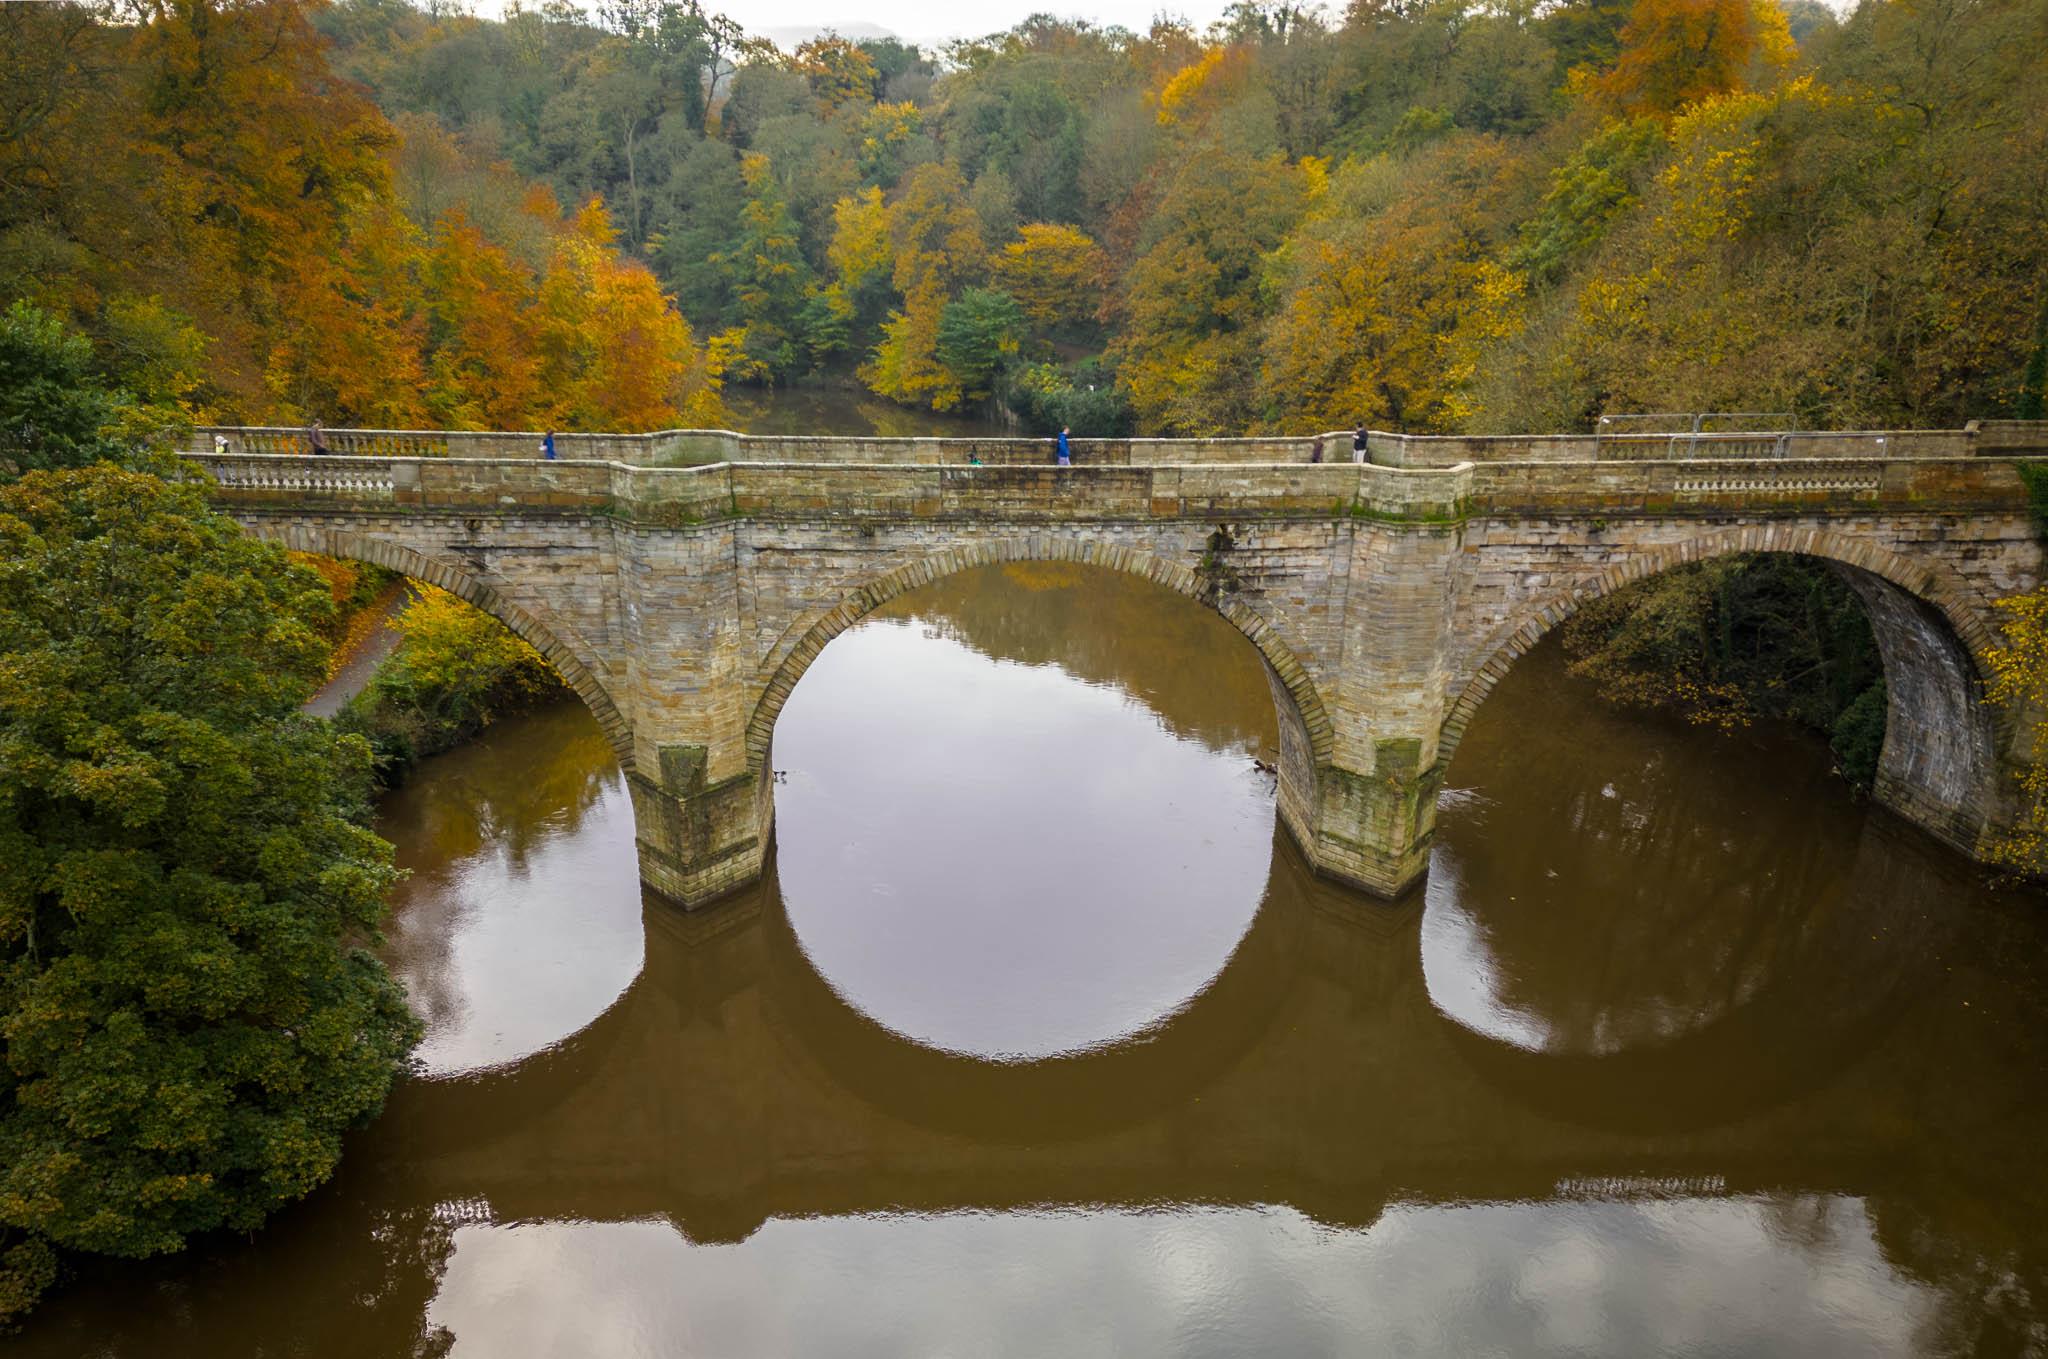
[1510,117,1666,284]
[934,288,1025,400]
[1829,679,1887,791]
[1560,553,1886,787]
[0,467,419,1322]
[0,303,177,480]
[337,583,568,782]
[1002,358,1134,436]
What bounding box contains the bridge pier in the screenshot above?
[192,432,2044,911]
[627,748,773,908]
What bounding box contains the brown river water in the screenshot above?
[20,561,2048,1357]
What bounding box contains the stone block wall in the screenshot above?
[186,438,2044,909]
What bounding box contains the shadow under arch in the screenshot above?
[238,521,637,772]
[742,538,1336,777]
[751,825,1317,1147]
[1423,814,1969,1138]
[1437,525,2010,853]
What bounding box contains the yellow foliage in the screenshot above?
[1156,48,1227,125]
[1258,142,1525,433]
[991,224,1104,327]
[828,187,893,295]
[1986,586,2048,876]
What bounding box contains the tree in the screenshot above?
[1593,0,1796,119]
[1259,137,1526,433]
[0,466,421,1323]
[861,162,987,410]
[991,223,1105,329]
[935,288,1026,400]
[1110,144,1313,434]
[535,198,726,428]
[711,153,814,380]
[420,212,548,430]
[0,303,164,479]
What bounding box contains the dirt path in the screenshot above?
[305,585,409,718]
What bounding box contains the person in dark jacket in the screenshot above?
[308,420,330,456]
[1309,437,1324,464]
[1352,426,1369,462]
[1056,426,1072,466]
[542,430,558,460]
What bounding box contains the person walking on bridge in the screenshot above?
[1352,426,1369,462]
[1056,426,1072,467]
[542,430,557,461]
[308,419,331,456]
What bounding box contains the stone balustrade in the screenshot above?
[178,421,2046,914]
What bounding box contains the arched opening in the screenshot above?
[1416,530,2011,1113]
[759,556,1310,1062]
[744,538,1335,876]
[1440,529,2005,859]
[234,521,637,771]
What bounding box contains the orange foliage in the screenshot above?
[1594,0,1796,119]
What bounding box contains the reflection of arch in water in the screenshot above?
[1440,528,2007,856]
[1425,813,1964,1137]
[237,523,636,771]
[744,540,1334,844]
[755,825,1316,1147]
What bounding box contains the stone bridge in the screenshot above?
[181,420,2048,907]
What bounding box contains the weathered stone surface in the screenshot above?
[184,430,2046,907]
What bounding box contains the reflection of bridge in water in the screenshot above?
[368,815,2027,1250]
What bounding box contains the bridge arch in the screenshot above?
[742,537,1337,775]
[239,522,637,771]
[1438,524,2008,854]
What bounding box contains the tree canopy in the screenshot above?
[0,465,420,1321]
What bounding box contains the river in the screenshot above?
[21,562,2048,1357]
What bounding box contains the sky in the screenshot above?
[474,0,1251,49]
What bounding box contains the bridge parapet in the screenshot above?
[182,425,2044,912]
[190,419,2046,474]
[183,448,2030,525]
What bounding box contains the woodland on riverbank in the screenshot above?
[4,0,2045,438]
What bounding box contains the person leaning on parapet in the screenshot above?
[1056,425,1072,467]
[542,429,558,460]
[1352,426,1369,463]
[308,419,331,456]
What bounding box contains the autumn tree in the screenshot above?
[863,162,986,410]
[536,198,725,429]
[420,213,547,430]
[713,153,814,380]
[1985,584,2048,876]
[1259,138,1525,432]
[0,466,420,1323]
[991,224,1105,330]
[1110,145,1313,435]
[1593,0,1796,119]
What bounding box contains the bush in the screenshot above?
[336,584,567,784]
[1001,357,1134,436]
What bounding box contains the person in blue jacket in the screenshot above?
[541,430,558,460]
[1055,426,1072,466]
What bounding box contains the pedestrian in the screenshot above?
[309,419,331,456]
[542,429,558,461]
[1056,425,1072,467]
[212,432,228,456]
[1352,426,1369,463]
[1310,437,1324,464]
